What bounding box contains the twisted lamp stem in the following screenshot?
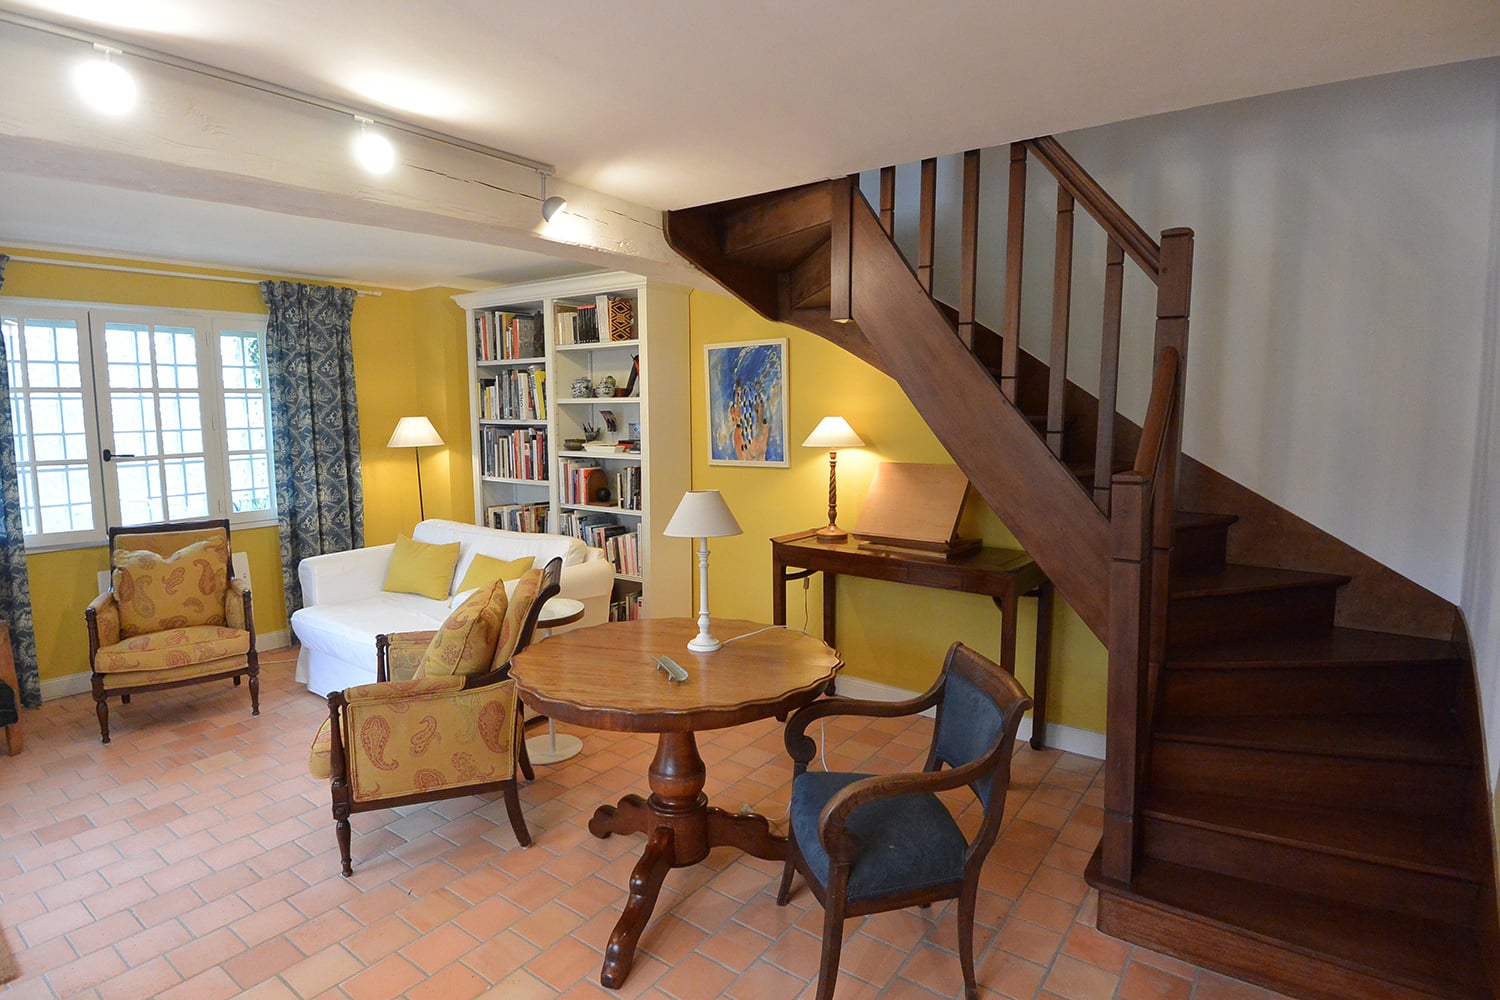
[814,449,846,542]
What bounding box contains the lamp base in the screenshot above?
[813,524,848,544]
[687,634,722,653]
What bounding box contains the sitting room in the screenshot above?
[3,5,1500,1000]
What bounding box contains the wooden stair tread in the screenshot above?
[1167,627,1467,669]
[1109,857,1490,996]
[1171,562,1350,599]
[1154,712,1470,765]
[1174,510,1239,531]
[1143,789,1481,880]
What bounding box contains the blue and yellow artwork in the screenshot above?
[706,338,788,467]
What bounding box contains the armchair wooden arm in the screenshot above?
[815,738,1008,864]
[783,679,944,776]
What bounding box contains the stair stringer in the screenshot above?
[843,192,1111,636]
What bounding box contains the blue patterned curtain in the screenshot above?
[0,255,41,706]
[260,281,364,616]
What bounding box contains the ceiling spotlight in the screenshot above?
[74,44,136,116]
[540,172,567,222]
[352,116,395,174]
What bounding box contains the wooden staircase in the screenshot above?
[665,142,1499,999]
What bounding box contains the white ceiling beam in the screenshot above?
[0,23,705,287]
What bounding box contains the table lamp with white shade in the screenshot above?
[663,490,742,652]
[802,416,865,543]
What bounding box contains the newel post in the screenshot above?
[830,175,855,323]
[1103,471,1152,884]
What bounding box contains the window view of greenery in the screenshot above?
[0,303,275,546]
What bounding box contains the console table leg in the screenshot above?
[1031,581,1055,750]
[601,826,675,989]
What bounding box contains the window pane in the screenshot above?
[115,460,164,525]
[104,324,153,389]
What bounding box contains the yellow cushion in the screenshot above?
[457,554,534,593]
[112,537,229,638]
[417,579,510,678]
[382,535,461,600]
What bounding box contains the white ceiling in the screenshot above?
[1,0,1498,290]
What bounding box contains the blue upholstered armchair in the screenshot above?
[777,641,1033,1000]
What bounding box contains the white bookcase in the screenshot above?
[454,272,692,621]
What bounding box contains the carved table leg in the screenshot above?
[590,794,650,839]
[601,826,674,988]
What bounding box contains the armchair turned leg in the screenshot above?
[957,886,981,1000]
[813,903,846,1000]
[517,731,535,783]
[95,694,110,744]
[336,817,353,877]
[248,667,260,716]
[502,780,531,848]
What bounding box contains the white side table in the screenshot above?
[525,598,586,764]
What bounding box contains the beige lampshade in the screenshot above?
[801,416,865,450]
[387,416,443,449]
[663,490,742,539]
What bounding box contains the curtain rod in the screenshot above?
[4,255,383,296]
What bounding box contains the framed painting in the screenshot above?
[705,338,789,467]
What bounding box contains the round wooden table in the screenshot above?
[510,617,840,989]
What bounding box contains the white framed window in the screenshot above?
[0,298,276,548]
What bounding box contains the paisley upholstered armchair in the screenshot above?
[85,519,258,744]
[308,557,560,876]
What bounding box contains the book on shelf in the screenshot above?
[475,309,544,361]
[559,460,610,505]
[481,426,547,481]
[609,591,643,622]
[485,502,548,533]
[479,365,547,421]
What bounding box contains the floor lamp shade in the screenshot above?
[663,491,742,652]
[801,416,864,543]
[388,416,444,521]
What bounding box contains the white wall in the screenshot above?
[1463,74,1500,780]
[869,58,1500,773]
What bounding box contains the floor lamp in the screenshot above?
[388,416,444,522]
[802,416,865,543]
[663,490,742,653]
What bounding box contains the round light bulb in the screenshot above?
[353,128,395,174]
[74,56,136,116]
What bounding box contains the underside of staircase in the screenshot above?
[665,151,1500,999]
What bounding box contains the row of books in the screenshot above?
[558,509,631,552]
[614,465,642,510]
[484,502,548,533]
[601,528,640,577]
[608,592,644,622]
[559,459,607,505]
[480,426,547,482]
[479,367,546,421]
[556,294,635,345]
[475,309,545,361]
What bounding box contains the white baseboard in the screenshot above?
[833,673,1105,760]
[41,629,293,703]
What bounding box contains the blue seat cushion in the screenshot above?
[790,771,968,902]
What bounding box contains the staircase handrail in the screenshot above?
[1024,136,1162,280]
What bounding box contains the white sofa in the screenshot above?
[291,519,614,696]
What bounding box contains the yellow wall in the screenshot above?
[687,290,1109,733]
[0,248,464,688]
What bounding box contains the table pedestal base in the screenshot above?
[587,731,785,989]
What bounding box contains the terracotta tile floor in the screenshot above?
[0,647,1292,999]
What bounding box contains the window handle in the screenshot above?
[101,448,136,462]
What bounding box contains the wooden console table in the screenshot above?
[771,530,1053,749]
